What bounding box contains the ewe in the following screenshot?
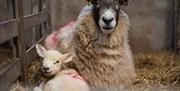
[45,0,136,90]
[34,44,89,91]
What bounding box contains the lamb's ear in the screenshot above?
[36,44,48,58]
[86,0,95,5]
[119,0,128,6]
[61,53,75,63]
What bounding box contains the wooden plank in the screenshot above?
[23,0,32,16]
[0,19,17,44]
[45,0,52,34]
[0,61,20,91]
[24,11,48,30]
[0,12,47,44]
[23,11,47,48]
[32,0,41,5]
[0,0,14,21]
[15,0,28,85]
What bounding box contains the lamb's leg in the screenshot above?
[33,82,45,91]
[33,87,42,91]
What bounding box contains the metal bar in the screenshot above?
[15,0,28,85]
[26,37,45,53]
[26,37,45,65]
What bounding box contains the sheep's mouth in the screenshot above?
[102,26,113,30]
[100,26,114,34]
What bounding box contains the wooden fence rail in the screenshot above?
[0,0,51,91]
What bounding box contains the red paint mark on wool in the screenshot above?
[60,21,76,32]
[66,73,84,80]
[45,21,76,50]
[52,32,58,44]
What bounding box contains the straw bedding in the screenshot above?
[10,51,180,91]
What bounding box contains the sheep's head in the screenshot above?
[87,0,128,34]
[36,44,75,77]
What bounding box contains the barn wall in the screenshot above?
[50,0,174,53]
[0,0,14,21]
[50,0,86,30]
[126,0,174,53]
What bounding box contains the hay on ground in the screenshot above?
[11,51,180,91]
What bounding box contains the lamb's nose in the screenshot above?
[42,67,50,71]
[102,17,114,25]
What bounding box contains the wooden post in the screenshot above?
[176,0,180,53]
[15,0,28,85]
[174,0,180,53]
[45,0,52,34]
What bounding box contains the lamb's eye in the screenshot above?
[96,4,100,8]
[115,5,119,10]
[95,1,100,8]
[54,61,59,64]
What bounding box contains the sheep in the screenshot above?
[34,44,89,91]
[45,0,136,90]
[44,5,94,51]
[45,21,76,50]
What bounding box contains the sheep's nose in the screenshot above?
[102,17,114,25]
[42,67,50,71]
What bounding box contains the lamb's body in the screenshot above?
[34,45,89,91]
[42,69,89,91]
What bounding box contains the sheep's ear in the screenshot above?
[61,53,75,63]
[119,0,128,6]
[36,44,48,58]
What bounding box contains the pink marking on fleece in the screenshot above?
[60,21,76,32]
[66,73,84,80]
[52,32,58,43]
[45,21,76,50]
[45,31,59,50]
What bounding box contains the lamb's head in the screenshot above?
[36,44,74,77]
[87,0,128,34]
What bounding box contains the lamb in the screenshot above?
[34,44,89,91]
[45,0,136,90]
